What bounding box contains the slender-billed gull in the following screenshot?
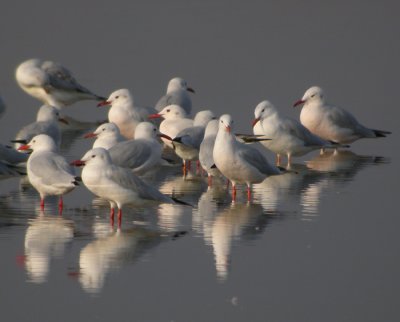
[293,86,391,144]
[97,89,156,139]
[15,58,105,108]
[149,105,193,148]
[213,114,281,201]
[13,105,67,149]
[18,134,79,211]
[155,77,195,115]
[84,122,125,150]
[71,148,177,226]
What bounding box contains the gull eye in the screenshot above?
[166,109,170,112]
[311,94,315,98]
[102,128,105,131]
[91,155,96,158]
[262,109,265,112]
[115,95,119,99]
[153,128,156,132]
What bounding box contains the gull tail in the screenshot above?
[372,129,391,138]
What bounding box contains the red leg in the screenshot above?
[183,160,187,176]
[58,196,63,215]
[110,208,115,226]
[40,198,45,211]
[232,184,237,201]
[247,185,252,201]
[208,175,212,187]
[188,160,192,171]
[117,209,122,228]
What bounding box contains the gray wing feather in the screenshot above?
[41,61,99,97]
[108,166,172,202]
[29,153,75,185]
[282,118,327,146]
[238,145,281,176]
[109,140,152,169]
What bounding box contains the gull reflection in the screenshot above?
[306,150,389,175]
[24,211,74,283]
[253,163,326,216]
[208,202,267,281]
[78,226,168,294]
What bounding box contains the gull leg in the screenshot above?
[232,184,237,201]
[110,208,115,227]
[208,174,212,187]
[40,198,45,211]
[58,196,63,215]
[247,185,252,202]
[276,154,281,166]
[117,209,122,228]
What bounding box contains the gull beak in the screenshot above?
[83,132,97,139]
[97,100,111,107]
[158,133,173,141]
[252,117,260,127]
[70,160,86,167]
[58,117,69,125]
[293,99,305,107]
[225,125,231,133]
[18,144,31,151]
[187,87,195,93]
[148,113,162,119]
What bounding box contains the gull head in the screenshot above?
[36,105,68,124]
[98,89,133,107]
[151,104,188,120]
[85,122,121,139]
[193,110,216,127]
[167,77,195,93]
[134,122,159,140]
[219,114,233,133]
[253,100,276,127]
[18,134,58,152]
[79,148,113,166]
[294,86,324,107]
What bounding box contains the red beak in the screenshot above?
[83,132,97,139]
[293,99,305,107]
[18,144,31,151]
[187,87,195,93]
[148,113,162,119]
[158,133,172,141]
[252,117,260,127]
[97,100,111,107]
[225,125,231,133]
[70,160,86,167]
[58,117,69,125]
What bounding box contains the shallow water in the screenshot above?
[1,1,399,321]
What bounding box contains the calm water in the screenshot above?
[0,1,399,322]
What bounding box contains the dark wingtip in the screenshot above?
[373,129,391,138]
[171,197,193,207]
[11,139,27,144]
[172,137,182,143]
[210,164,217,169]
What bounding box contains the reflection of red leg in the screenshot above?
[226,179,230,189]
[40,198,45,211]
[110,208,115,226]
[58,196,63,214]
[117,209,122,228]
[188,160,192,171]
[232,185,237,201]
[208,175,212,187]
[183,161,187,176]
[196,160,200,172]
[276,154,281,165]
[247,186,252,201]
